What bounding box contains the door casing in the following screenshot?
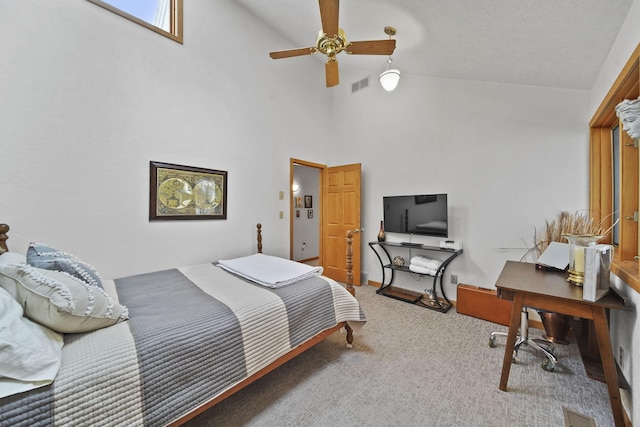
[290,158,362,285]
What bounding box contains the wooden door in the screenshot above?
[322,163,362,284]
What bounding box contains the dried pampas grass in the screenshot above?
[532,211,614,258]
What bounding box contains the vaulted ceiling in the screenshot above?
[234,0,634,90]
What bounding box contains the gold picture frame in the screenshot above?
[150,161,227,220]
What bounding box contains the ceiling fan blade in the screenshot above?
[325,58,339,87]
[269,47,317,59]
[319,0,339,38]
[345,39,396,55]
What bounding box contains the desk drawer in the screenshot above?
[456,284,512,326]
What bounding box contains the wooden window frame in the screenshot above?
[590,43,640,292]
[87,0,183,44]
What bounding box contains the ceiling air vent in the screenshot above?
[351,76,370,93]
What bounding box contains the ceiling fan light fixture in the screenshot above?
[268,4,398,88]
[379,58,401,91]
[379,69,401,91]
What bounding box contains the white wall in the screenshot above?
[0,0,332,278]
[590,0,640,116]
[331,70,590,297]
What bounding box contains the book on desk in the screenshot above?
[535,241,569,272]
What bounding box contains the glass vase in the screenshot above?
[562,234,603,286]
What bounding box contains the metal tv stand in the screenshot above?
[368,241,462,313]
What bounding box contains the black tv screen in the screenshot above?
[383,194,448,237]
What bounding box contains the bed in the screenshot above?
[0,223,365,426]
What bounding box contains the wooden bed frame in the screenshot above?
[0,224,7,255]
[0,222,358,426]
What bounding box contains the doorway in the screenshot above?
[291,162,321,265]
[290,158,362,285]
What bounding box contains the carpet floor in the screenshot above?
[185,283,614,427]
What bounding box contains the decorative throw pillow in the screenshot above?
[0,264,128,334]
[27,242,103,289]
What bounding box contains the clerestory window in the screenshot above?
[88,0,183,44]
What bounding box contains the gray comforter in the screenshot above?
[0,263,366,426]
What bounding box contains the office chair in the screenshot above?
[489,306,558,371]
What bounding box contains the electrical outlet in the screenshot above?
[619,346,624,369]
[450,274,458,285]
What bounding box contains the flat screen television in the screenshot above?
[383,194,448,238]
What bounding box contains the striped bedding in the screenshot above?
[0,262,366,427]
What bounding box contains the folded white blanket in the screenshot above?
[217,253,323,288]
[410,256,442,270]
[408,264,438,276]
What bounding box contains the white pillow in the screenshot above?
[0,286,64,398]
[0,264,128,333]
[0,252,26,265]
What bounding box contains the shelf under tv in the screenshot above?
[368,241,462,313]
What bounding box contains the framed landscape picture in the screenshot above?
[150,161,227,220]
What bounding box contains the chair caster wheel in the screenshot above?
[489,337,496,348]
[541,360,556,372]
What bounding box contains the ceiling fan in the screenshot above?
[269,0,397,88]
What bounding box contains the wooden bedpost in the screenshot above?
[256,223,263,254]
[344,323,353,348]
[0,224,8,254]
[345,229,356,296]
[343,229,358,349]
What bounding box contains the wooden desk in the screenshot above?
[495,261,627,427]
